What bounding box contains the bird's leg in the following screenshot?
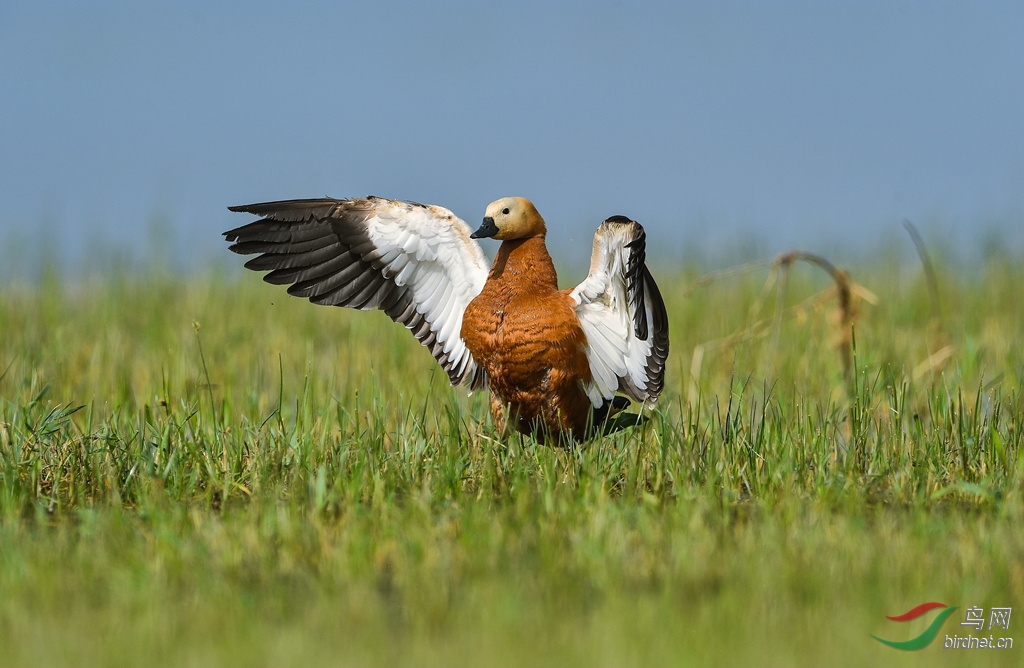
[489,394,508,436]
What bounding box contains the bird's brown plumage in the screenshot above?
[461,235,595,441]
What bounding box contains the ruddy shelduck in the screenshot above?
[224,196,668,442]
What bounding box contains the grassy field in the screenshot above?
[1,251,1021,666]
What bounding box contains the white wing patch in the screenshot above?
[225,197,490,388]
[365,200,489,382]
[570,217,669,407]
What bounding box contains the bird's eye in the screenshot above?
[501,207,510,215]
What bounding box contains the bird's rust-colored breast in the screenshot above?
[461,237,593,439]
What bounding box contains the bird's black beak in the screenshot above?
[470,216,498,239]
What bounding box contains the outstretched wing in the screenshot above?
[570,216,669,406]
[224,196,490,389]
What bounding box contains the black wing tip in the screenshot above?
[226,197,352,220]
[227,201,294,215]
[625,225,649,339]
[229,196,345,209]
[222,219,276,245]
[642,266,670,400]
[223,227,249,244]
[223,224,249,241]
[603,214,635,225]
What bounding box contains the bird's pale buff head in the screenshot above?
[471,197,547,240]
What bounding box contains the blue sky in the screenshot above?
[1,1,1021,274]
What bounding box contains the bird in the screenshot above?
[224,196,669,443]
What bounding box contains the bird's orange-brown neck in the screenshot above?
[486,236,559,291]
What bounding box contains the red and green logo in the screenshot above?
[872,602,959,650]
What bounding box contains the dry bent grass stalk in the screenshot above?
[687,251,875,404]
[902,219,954,381]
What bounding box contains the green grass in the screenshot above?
[1,255,1022,666]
